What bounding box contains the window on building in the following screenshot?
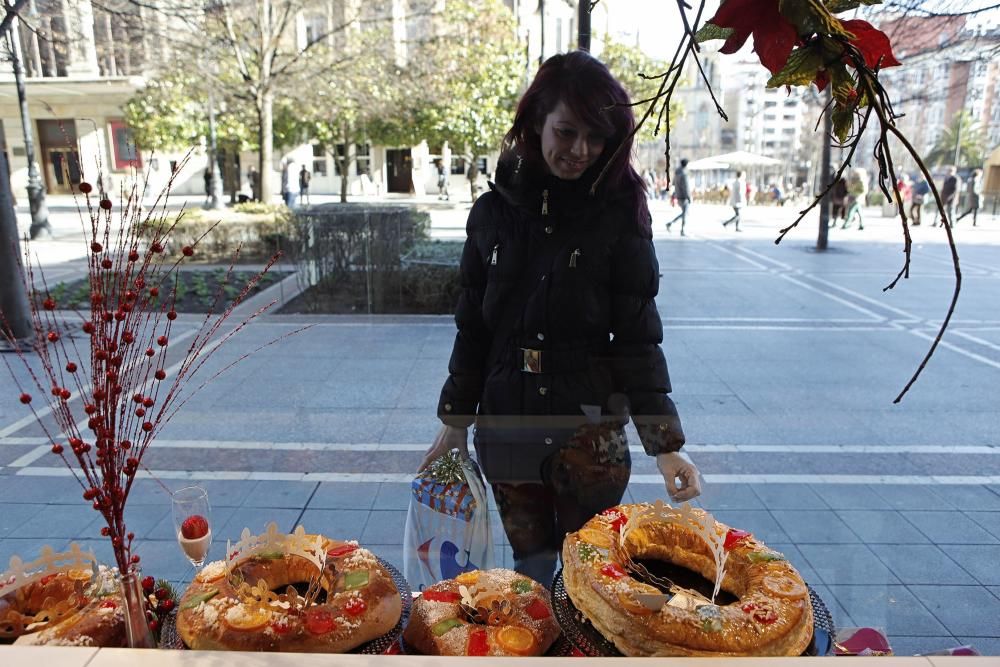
[304,13,326,48]
[764,100,777,108]
[109,120,141,169]
[451,157,466,175]
[556,18,563,52]
[312,145,327,177]
[356,143,371,176]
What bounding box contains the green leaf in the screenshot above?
[767,47,823,88]
[694,22,734,43]
[825,0,883,13]
[828,62,857,105]
[832,104,856,144]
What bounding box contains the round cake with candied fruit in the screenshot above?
[403,568,560,656]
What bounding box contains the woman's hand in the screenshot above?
[418,425,469,472]
[656,451,702,502]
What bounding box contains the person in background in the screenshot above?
[956,168,983,226]
[935,166,960,227]
[722,170,746,231]
[830,174,848,227]
[420,51,701,587]
[841,168,867,230]
[280,159,293,207]
[298,165,311,205]
[666,158,690,235]
[910,176,929,226]
[435,158,450,201]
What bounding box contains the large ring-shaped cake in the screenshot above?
[403,568,561,656]
[176,537,401,652]
[562,503,813,656]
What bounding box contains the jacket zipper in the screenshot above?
[569,248,580,268]
[541,189,549,216]
[490,243,499,265]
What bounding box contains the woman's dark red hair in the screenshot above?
[502,51,651,237]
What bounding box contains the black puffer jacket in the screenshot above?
[437,158,684,481]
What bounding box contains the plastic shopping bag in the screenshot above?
[403,449,494,590]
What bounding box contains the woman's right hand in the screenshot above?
[418,425,469,472]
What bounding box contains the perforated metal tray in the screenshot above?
[551,568,834,657]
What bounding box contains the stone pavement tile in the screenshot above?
[958,636,1000,655]
[628,484,673,504]
[124,479,175,506]
[682,483,764,511]
[309,482,379,510]
[297,509,369,541]
[890,636,961,657]
[799,544,899,585]
[134,540,198,582]
[991,586,1000,601]
[378,410,440,445]
[901,511,999,544]
[243,481,318,508]
[809,484,892,510]
[363,450,423,474]
[808,583,853,629]
[907,585,1000,637]
[0,475,84,504]
[121,505,171,541]
[66,539,117,566]
[835,510,930,544]
[869,544,978,585]
[191,480,257,508]
[0,537,69,565]
[709,509,789,544]
[147,506,238,542]
[17,505,100,539]
[943,545,1000,586]
[825,585,948,636]
[965,511,1000,540]
[360,510,407,545]
[752,484,830,510]
[373,483,411,510]
[929,486,1000,511]
[872,485,955,511]
[395,360,446,409]
[0,445,42,466]
[0,503,45,538]
[218,507,303,544]
[768,543,819,584]
[771,510,861,544]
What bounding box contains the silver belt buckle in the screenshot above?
[521,348,542,373]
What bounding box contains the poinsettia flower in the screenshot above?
[840,19,902,70]
[707,0,798,75]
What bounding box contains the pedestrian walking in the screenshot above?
[956,168,982,226]
[910,177,929,226]
[203,167,213,206]
[666,158,690,236]
[420,51,701,587]
[841,168,867,230]
[935,166,960,227]
[829,175,848,227]
[280,159,293,207]
[722,170,746,231]
[298,165,311,205]
[435,158,450,200]
[248,166,260,202]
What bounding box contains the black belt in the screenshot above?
[509,345,601,374]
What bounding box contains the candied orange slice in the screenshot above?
[615,590,655,616]
[576,527,613,548]
[496,626,537,655]
[66,568,92,582]
[762,574,807,599]
[223,605,272,631]
[455,571,480,585]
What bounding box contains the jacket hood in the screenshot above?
[490,151,609,218]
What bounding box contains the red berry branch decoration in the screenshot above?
[1,157,310,574]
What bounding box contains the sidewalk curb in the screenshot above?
[231,267,304,321]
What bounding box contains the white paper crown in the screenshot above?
[0,543,98,599]
[224,522,327,576]
[620,500,729,604]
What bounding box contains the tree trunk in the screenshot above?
[468,155,480,202]
[258,89,274,203]
[0,150,32,341]
[340,123,352,203]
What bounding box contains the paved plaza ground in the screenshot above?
[2,194,999,655]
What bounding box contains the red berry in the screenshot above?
[145,347,155,357]
[101,258,113,269]
[82,322,95,334]
[19,393,31,404]
[157,336,168,347]
[43,297,56,310]
[162,599,175,613]
[132,393,143,404]
[166,310,177,321]
[91,241,103,253]
[142,397,154,408]
[84,404,97,415]
[148,619,159,633]
[99,199,112,210]
[101,526,110,536]
[121,440,132,450]
[155,587,170,600]
[47,331,59,342]
[151,242,163,253]
[135,407,145,417]
[59,389,71,400]
[149,287,159,297]
[181,514,209,540]
[154,369,166,380]
[128,250,139,262]
[122,331,134,344]
[131,554,140,564]
[66,362,77,373]
[142,422,153,432]
[51,444,64,454]
[79,182,93,194]
[141,576,155,591]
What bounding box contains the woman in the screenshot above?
[721,170,745,231]
[420,51,701,585]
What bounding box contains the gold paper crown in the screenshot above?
[458,584,515,626]
[620,501,730,604]
[0,543,98,598]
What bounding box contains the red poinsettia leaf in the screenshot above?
[840,19,902,70]
[708,0,798,74]
[814,70,830,92]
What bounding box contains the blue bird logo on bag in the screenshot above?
[418,538,479,579]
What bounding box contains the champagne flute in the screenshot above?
[172,486,212,568]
